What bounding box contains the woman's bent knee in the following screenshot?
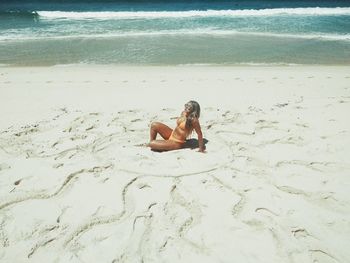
[150,122,161,129]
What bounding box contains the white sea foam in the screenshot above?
[37,7,350,20]
[1,30,349,42]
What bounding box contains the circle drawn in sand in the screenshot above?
[113,139,232,177]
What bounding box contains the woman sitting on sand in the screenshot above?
[148,100,205,152]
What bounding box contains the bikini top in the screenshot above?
[176,116,187,130]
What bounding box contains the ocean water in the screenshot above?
[1,0,350,66]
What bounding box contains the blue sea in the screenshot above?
[1,0,350,66]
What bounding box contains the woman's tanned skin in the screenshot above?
[148,101,205,152]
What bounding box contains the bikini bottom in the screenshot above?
[168,134,185,144]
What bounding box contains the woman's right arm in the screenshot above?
[192,118,205,152]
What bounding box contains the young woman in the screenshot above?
[148,100,205,152]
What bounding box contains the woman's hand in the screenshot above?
[198,148,206,153]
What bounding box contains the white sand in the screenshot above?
[0,65,350,262]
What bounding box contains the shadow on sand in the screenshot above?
[183,138,209,150]
[148,138,209,152]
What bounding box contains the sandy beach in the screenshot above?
[0,65,350,262]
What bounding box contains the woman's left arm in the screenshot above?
[193,118,205,152]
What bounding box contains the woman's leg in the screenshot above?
[150,122,173,141]
[148,122,183,151]
[148,140,183,151]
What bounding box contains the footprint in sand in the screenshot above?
[0,163,11,172]
[161,108,176,113]
[53,163,64,169]
[275,103,289,108]
[255,207,279,216]
[248,106,263,113]
[291,228,309,239]
[131,119,142,123]
[295,123,309,128]
[14,179,22,186]
[51,141,60,148]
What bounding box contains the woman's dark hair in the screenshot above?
[185,100,201,129]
